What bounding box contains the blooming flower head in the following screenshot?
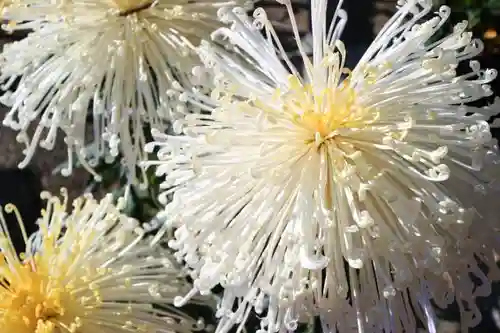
[0,0,253,185]
[0,189,206,333]
[145,0,500,332]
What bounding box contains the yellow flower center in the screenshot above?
[282,75,377,145]
[0,259,83,333]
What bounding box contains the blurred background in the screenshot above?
[1,1,500,332]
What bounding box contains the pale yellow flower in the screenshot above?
[0,189,205,333]
[0,0,253,185]
[145,0,500,332]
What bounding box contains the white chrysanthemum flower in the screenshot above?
[144,0,500,332]
[0,0,253,185]
[0,189,207,333]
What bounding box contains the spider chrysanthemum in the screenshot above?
[145,0,500,332]
[0,0,253,184]
[0,189,206,333]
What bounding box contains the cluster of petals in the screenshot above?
[144,0,500,332]
[0,189,206,333]
[0,0,253,185]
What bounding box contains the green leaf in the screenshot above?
[487,0,500,8]
[486,0,500,14]
[466,8,482,28]
[464,0,476,7]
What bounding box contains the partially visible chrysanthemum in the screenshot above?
[144,0,500,332]
[0,0,253,185]
[0,188,206,333]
